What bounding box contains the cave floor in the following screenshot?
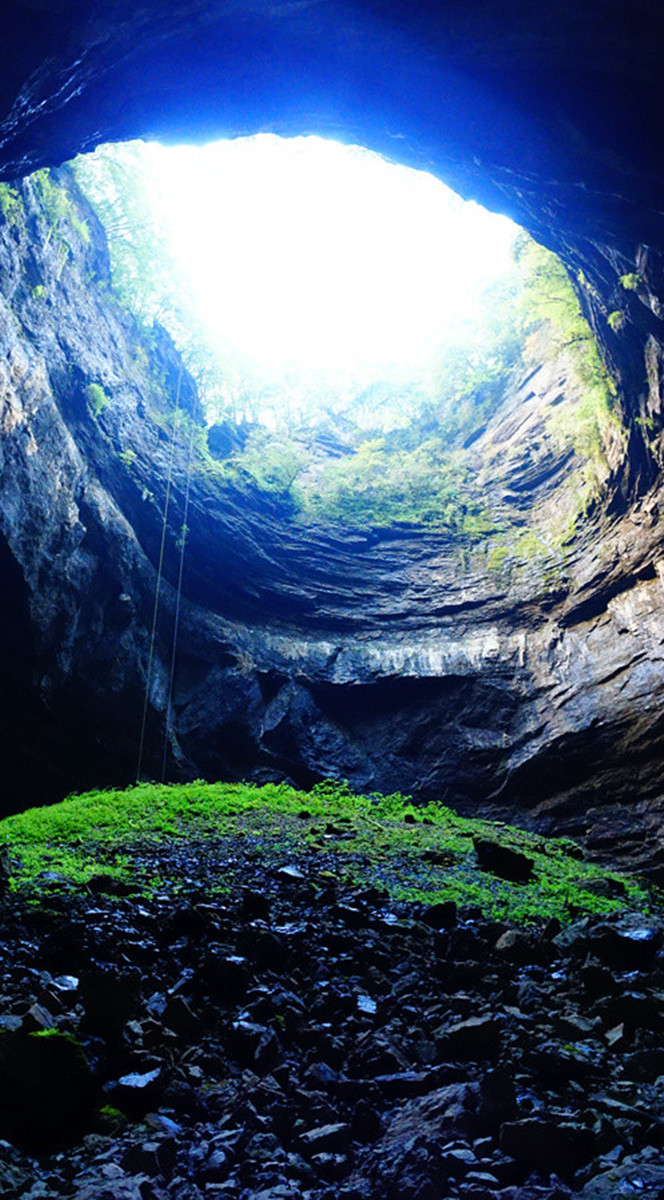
[1,801,664,1198]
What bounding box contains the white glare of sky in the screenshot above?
[140,134,518,375]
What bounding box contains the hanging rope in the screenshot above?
[136,364,183,783]
[160,409,196,781]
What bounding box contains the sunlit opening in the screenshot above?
[138,135,517,376]
[71,135,617,535]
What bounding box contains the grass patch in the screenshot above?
[0,780,648,924]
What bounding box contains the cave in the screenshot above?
[4,5,664,1195]
[2,3,664,865]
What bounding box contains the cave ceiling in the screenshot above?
[1,0,663,251]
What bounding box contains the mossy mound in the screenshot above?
[0,780,650,925]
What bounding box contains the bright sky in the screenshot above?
[140,135,518,375]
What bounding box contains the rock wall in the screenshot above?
[0,166,663,878]
[2,4,664,867]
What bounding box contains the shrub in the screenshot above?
[607,310,626,331]
[619,272,642,291]
[0,183,21,224]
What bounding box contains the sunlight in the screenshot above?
[138,135,518,375]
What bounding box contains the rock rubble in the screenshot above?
[1,838,663,1198]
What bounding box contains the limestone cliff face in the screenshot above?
[3,4,664,869]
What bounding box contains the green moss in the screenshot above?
[85,383,110,418]
[29,1029,81,1047]
[31,284,47,301]
[0,779,649,926]
[619,272,642,291]
[98,1104,127,1129]
[119,448,136,468]
[486,545,509,572]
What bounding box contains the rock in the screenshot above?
[199,1148,232,1183]
[203,952,250,1003]
[87,874,136,897]
[473,839,534,883]
[21,1002,56,1032]
[81,968,140,1037]
[371,1069,448,1099]
[73,1182,146,1200]
[374,1082,481,1191]
[622,1048,664,1081]
[494,930,535,962]
[478,1069,518,1131]
[310,1151,351,1180]
[277,865,306,882]
[230,1020,281,1071]
[580,1154,664,1197]
[421,901,458,930]
[438,1015,502,1060]
[552,919,592,953]
[590,915,660,971]
[162,995,200,1036]
[299,1122,352,1154]
[500,1118,595,1176]
[121,1138,176,1178]
[303,1061,340,1090]
[0,848,10,900]
[52,974,80,993]
[0,1029,97,1151]
[0,1157,31,1199]
[107,1067,163,1117]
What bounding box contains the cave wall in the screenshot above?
[2,3,664,865]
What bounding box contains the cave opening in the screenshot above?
[69,133,623,551]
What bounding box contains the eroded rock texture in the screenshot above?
[2,3,664,864]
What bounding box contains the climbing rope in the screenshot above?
[160,406,196,781]
[135,364,183,783]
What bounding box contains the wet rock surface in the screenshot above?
[1,841,664,1198]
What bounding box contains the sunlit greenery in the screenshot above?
[0,780,647,924]
[0,182,22,224]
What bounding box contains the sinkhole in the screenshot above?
[70,134,623,559]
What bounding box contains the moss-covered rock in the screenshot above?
[0,1028,97,1151]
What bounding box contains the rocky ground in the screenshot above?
[1,833,664,1200]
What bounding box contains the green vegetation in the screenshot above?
[31,169,90,248]
[0,182,22,224]
[296,438,494,533]
[85,383,111,418]
[0,780,648,925]
[619,272,642,291]
[118,448,137,468]
[73,146,174,326]
[515,236,622,469]
[31,284,46,301]
[607,310,626,332]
